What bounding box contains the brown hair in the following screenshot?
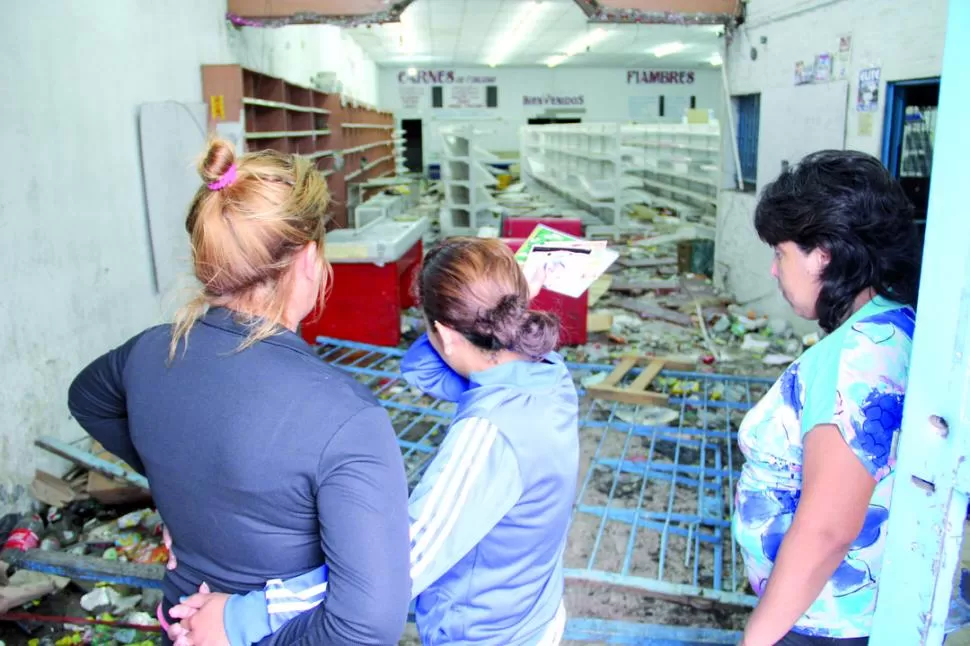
[417,237,560,360]
[169,138,332,360]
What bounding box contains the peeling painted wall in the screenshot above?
[0,4,382,518]
[716,0,947,332]
[0,1,235,516]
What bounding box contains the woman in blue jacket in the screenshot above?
[167,237,581,646]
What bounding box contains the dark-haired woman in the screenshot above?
[733,150,920,645]
[169,237,580,646]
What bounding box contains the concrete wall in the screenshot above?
[0,1,235,514]
[0,4,380,516]
[232,25,379,105]
[377,65,724,167]
[716,0,948,333]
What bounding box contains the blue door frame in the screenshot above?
[871,0,970,642]
[881,76,941,176]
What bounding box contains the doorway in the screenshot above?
[882,77,940,253]
[527,117,582,125]
[401,118,423,173]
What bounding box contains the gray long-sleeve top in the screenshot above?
[67,307,411,645]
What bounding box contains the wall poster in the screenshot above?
[794,60,814,85]
[836,35,853,81]
[398,85,425,110]
[444,85,486,109]
[857,67,881,112]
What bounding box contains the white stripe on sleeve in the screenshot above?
[264,581,328,600]
[410,418,498,580]
[409,417,483,542]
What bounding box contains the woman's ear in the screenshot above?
[433,321,458,356]
[299,241,319,281]
[810,246,831,277]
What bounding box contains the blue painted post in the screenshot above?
[871,1,970,643]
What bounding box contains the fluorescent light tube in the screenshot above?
[650,41,686,58]
[487,1,549,67]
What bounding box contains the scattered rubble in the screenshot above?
[565,234,810,380]
[1,459,165,645]
[410,177,812,383]
[3,181,808,644]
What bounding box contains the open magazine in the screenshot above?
[515,225,618,299]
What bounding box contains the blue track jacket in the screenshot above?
[223,333,580,645]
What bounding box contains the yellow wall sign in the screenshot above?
[210,95,226,120]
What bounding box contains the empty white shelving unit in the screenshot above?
[438,124,502,235]
[621,122,720,230]
[520,123,624,236]
[519,121,721,237]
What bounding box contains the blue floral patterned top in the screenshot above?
[732,297,915,638]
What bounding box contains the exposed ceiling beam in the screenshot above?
[227,0,415,28]
[572,0,741,25]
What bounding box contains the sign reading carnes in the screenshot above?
[398,70,496,84]
[627,70,696,85]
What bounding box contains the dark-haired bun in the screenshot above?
[512,310,560,359]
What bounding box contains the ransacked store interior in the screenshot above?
[2,0,968,644]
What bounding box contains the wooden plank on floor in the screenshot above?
[586,385,670,406]
[587,312,613,333]
[599,357,637,388]
[628,359,666,393]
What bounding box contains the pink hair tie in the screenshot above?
[207,164,238,191]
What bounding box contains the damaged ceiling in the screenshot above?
[226,0,741,29]
[572,0,741,24]
[346,0,728,67]
[226,0,416,27]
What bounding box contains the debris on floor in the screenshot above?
[4,182,803,644]
[400,228,805,383]
[403,173,807,383]
[1,446,165,645]
[565,231,805,379]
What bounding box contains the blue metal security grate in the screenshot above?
[566,364,769,609]
[736,94,760,187]
[316,337,772,612]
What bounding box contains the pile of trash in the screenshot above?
[566,229,817,380]
[400,222,814,383]
[1,484,164,644]
[400,170,816,384]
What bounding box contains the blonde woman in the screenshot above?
[166,238,578,646]
[67,140,411,645]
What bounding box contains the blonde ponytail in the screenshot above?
[168,138,332,361]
